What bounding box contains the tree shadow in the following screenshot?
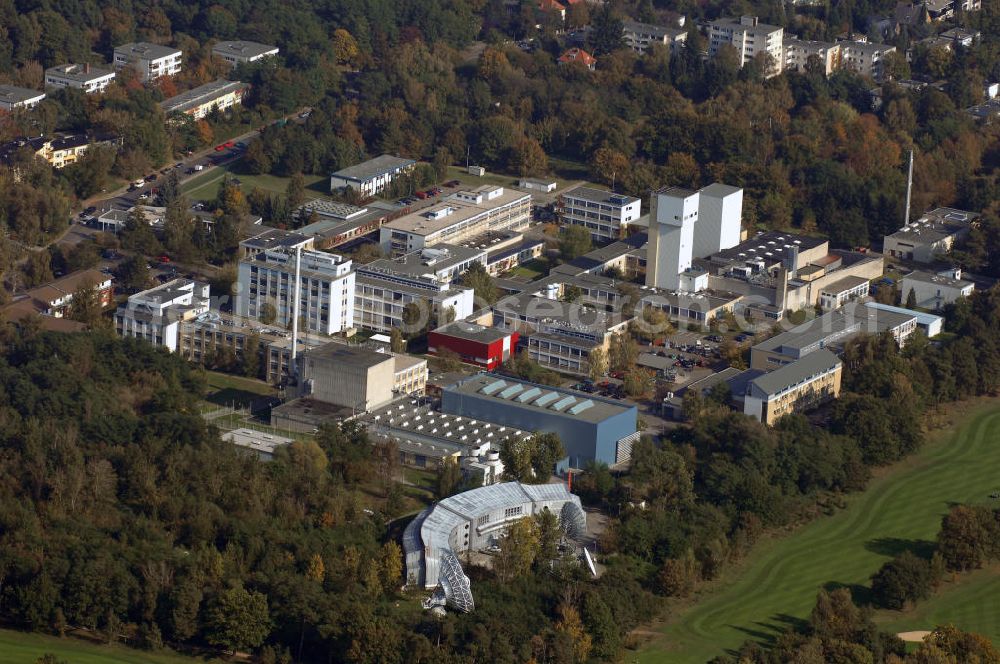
[824,581,874,606]
[864,537,937,559]
[770,613,809,633]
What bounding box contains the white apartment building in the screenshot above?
[114,279,211,352]
[160,80,246,120]
[839,41,895,81]
[44,63,116,94]
[329,154,416,197]
[354,256,475,333]
[558,187,642,242]
[622,20,688,56]
[236,248,355,335]
[900,269,974,311]
[212,41,279,68]
[783,39,841,75]
[113,42,182,81]
[379,185,532,254]
[708,16,784,76]
[0,85,45,112]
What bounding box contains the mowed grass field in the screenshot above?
[182,162,327,202]
[0,627,222,664]
[636,402,1000,664]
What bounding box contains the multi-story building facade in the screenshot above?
[236,248,355,335]
[557,187,642,242]
[744,349,843,425]
[622,20,688,55]
[708,16,784,76]
[492,291,629,374]
[0,85,45,112]
[113,42,182,81]
[783,39,841,75]
[329,154,416,197]
[44,63,116,94]
[379,186,532,254]
[354,256,476,333]
[428,321,519,370]
[212,41,279,68]
[900,269,975,311]
[883,207,977,262]
[839,41,896,81]
[160,80,246,120]
[115,279,210,351]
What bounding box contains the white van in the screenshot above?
[133,178,145,188]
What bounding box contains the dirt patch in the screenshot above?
[897,630,931,642]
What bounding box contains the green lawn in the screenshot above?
[0,627,221,664]
[182,161,327,202]
[636,402,1000,663]
[201,370,276,411]
[876,563,1000,641]
[502,258,549,281]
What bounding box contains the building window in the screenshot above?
[504,506,523,518]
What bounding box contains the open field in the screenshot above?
[0,627,221,664]
[202,369,276,410]
[182,162,327,202]
[636,401,1000,663]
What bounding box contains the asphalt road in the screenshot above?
[60,109,312,252]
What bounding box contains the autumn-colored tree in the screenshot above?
[588,346,608,382]
[195,119,214,146]
[332,29,360,66]
[508,136,548,177]
[590,146,629,187]
[478,47,510,80]
[494,517,541,582]
[554,603,592,662]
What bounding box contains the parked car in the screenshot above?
[214,145,226,151]
[194,164,204,171]
[145,174,157,182]
[414,191,428,199]
[158,255,171,263]
[445,179,461,187]
[224,140,235,148]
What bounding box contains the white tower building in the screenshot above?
[693,183,743,258]
[646,187,699,290]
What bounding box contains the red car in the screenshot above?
[158,255,171,263]
[214,145,225,151]
[224,140,235,148]
[414,191,428,199]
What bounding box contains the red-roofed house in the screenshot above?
[558,48,597,70]
[539,0,566,20]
